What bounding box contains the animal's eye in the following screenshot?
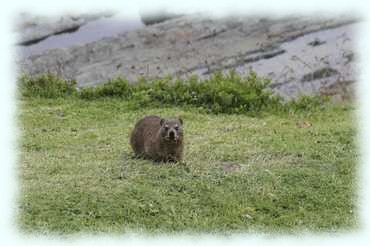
[164,125,169,130]
[175,126,179,131]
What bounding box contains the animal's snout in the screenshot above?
[169,130,176,139]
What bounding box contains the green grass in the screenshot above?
[18,97,358,234]
[18,71,291,115]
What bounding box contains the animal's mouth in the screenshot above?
[166,132,179,142]
[166,136,178,142]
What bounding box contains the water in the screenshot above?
[18,14,144,58]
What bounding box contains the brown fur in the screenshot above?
[130,115,184,162]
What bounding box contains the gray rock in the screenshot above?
[16,11,114,45]
[18,14,359,100]
[140,10,182,25]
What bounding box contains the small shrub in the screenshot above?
[285,95,330,112]
[79,77,132,99]
[19,74,77,98]
[77,87,96,100]
[137,70,279,114]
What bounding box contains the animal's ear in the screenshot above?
[160,118,165,126]
[178,117,183,125]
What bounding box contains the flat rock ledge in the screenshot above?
[18,14,359,100]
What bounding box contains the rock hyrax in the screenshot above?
[130,115,184,162]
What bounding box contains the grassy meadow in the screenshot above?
[17,73,358,234]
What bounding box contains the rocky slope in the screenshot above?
[17,14,358,100]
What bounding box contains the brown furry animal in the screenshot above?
[130,115,184,162]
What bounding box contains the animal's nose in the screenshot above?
[169,131,175,138]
